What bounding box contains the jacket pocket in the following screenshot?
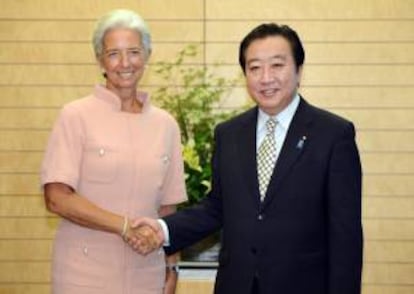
[81,142,119,183]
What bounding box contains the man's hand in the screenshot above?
[127,217,165,255]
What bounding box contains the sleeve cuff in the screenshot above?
[157,219,170,246]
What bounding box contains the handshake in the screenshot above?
[123,217,166,255]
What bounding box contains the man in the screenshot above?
[132,23,363,294]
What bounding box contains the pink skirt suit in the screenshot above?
[41,85,187,293]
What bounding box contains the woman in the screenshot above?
[41,9,187,294]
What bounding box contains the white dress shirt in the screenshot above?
[256,93,300,157]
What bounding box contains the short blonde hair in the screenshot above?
[92,9,152,58]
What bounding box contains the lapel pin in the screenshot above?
[296,136,307,149]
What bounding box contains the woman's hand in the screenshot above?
[125,218,164,255]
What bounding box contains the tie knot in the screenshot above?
[266,118,276,133]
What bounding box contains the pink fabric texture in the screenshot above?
[41,85,187,293]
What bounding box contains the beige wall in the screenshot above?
[0,0,413,293]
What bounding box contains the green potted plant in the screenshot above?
[152,45,240,262]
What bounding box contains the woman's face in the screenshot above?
[99,28,147,92]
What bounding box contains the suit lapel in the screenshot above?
[236,107,261,204]
[262,98,313,207]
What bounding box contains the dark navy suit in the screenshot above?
[164,97,363,294]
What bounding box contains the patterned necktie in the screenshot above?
[257,118,277,201]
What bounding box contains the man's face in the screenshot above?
[244,35,302,115]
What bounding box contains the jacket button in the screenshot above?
[251,247,257,255]
[257,214,263,220]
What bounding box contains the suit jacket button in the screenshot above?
[257,214,263,220]
[251,247,257,255]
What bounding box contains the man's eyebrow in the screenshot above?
[247,54,287,64]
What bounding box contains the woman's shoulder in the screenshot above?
[149,105,179,125]
[54,94,98,125]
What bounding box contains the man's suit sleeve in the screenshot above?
[327,122,363,294]
[162,125,224,254]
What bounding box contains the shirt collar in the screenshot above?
[257,93,300,133]
[94,84,150,112]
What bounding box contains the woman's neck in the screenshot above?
[108,85,142,113]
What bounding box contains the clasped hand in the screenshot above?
[124,217,165,255]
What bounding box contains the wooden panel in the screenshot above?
[206,64,414,87]
[205,43,414,64]
[3,107,414,131]
[0,43,204,65]
[215,87,414,109]
[302,65,414,86]
[363,262,414,284]
[1,1,413,293]
[0,277,215,294]
[0,130,49,151]
[0,217,413,241]
[2,63,412,89]
[0,0,203,19]
[0,196,50,217]
[3,85,414,109]
[364,175,414,197]
[0,64,100,86]
[0,109,58,129]
[0,262,49,282]
[0,152,43,173]
[0,284,50,294]
[0,218,58,239]
[0,86,91,107]
[206,0,414,19]
[205,21,414,42]
[357,131,414,153]
[364,219,414,240]
[0,84,190,108]
[0,195,398,221]
[2,173,410,199]
[362,285,414,294]
[129,22,205,43]
[1,261,414,286]
[302,87,414,108]
[0,240,52,261]
[0,282,413,294]
[0,20,203,42]
[12,151,414,174]
[365,241,414,263]
[130,0,204,20]
[177,280,214,294]
[0,21,94,42]
[363,197,414,219]
[0,64,208,87]
[305,43,414,64]
[332,109,414,130]
[360,153,414,174]
[0,174,41,195]
[0,43,96,64]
